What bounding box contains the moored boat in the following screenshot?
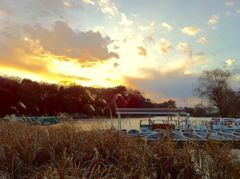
[170,131,190,145]
[210,118,240,131]
[181,131,206,142]
[217,131,240,141]
[194,130,208,139]
[116,108,240,144]
[127,129,141,137]
[146,131,167,141]
[3,116,60,125]
[146,130,190,145]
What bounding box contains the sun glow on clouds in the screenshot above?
[2,49,124,87]
[0,0,240,105]
[158,38,172,54]
[31,55,124,87]
[119,13,133,26]
[225,58,235,66]
[82,0,95,5]
[49,59,124,87]
[98,0,118,17]
[0,67,44,82]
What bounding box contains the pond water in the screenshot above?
[74,117,211,130]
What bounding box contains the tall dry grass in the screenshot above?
[0,121,239,178]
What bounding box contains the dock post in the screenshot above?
[118,113,121,129]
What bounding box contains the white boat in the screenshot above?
[146,132,167,141]
[170,131,190,142]
[127,129,155,138]
[181,131,206,141]
[209,131,233,142]
[217,131,240,140]
[210,118,240,131]
[141,129,156,136]
[116,108,240,143]
[146,130,190,142]
[127,129,141,137]
[233,131,240,138]
[194,130,208,139]
[120,129,127,134]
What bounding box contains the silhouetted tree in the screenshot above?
[154,100,176,108]
[0,87,14,115]
[196,69,239,117]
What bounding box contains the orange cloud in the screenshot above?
[23,21,119,62]
[137,46,147,57]
[159,38,172,54]
[181,26,200,36]
[0,21,119,86]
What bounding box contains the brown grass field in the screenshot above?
[0,121,240,179]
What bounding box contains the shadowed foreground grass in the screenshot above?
[0,121,240,179]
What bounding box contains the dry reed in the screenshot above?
[0,121,239,179]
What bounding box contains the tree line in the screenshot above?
[1,68,237,118]
[0,76,176,118]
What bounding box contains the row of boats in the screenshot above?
[3,115,60,125]
[124,128,240,143]
[120,117,240,144]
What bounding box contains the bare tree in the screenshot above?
[196,69,232,116]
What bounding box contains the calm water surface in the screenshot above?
[75,117,211,130]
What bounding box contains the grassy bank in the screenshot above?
[0,121,239,178]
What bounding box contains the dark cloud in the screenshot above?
[0,23,47,73]
[23,21,119,62]
[125,70,199,106]
[0,21,118,75]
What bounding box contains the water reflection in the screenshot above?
[75,117,211,130]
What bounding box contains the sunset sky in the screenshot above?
[0,0,240,106]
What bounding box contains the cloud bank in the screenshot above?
[0,21,118,74]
